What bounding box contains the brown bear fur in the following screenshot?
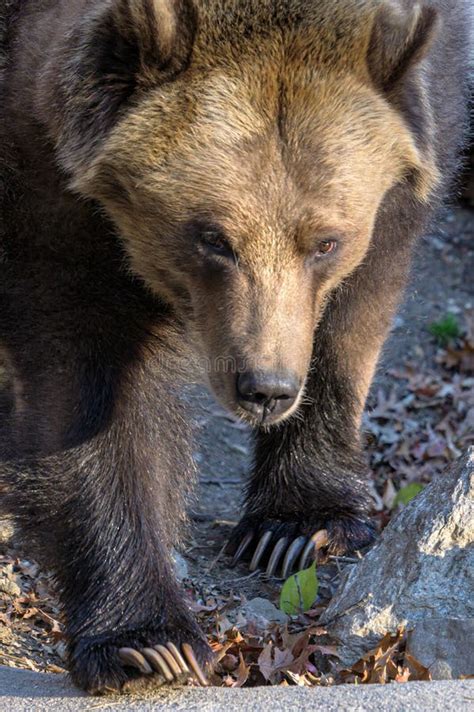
[0,0,471,693]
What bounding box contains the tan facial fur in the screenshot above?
[74,4,436,423]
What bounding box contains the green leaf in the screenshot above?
[394,482,424,507]
[279,562,319,615]
[428,313,461,346]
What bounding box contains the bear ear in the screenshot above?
[367,2,439,92]
[90,0,198,88]
[48,0,197,179]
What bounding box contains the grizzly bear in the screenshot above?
[0,0,470,694]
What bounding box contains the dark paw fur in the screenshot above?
[226,514,376,577]
[69,625,213,694]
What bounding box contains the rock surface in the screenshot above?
[172,551,189,581]
[406,619,474,680]
[236,597,289,630]
[321,448,474,672]
[0,568,21,597]
[0,517,14,545]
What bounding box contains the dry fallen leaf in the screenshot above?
[403,653,432,682]
[339,628,433,686]
[395,666,411,683]
[258,642,294,683]
[231,652,250,687]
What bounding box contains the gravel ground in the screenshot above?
[1,668,474,712]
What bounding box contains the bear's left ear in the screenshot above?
[367,1,439,92]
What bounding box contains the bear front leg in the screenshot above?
[226,343,376,576]
[59,415,213,695]
[2,340,212,693]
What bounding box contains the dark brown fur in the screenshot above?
[0,0,471,693]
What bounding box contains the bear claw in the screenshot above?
[231,529,329,577]
[249,530,272,571]
[230,530,254,567]
[118,641,209,687]
[265,536,290,576]
[280,535,307,577]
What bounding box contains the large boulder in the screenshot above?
[321,448,474,677]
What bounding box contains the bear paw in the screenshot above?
[70,627,212,694]
[226,514,375,577]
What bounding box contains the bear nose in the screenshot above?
[236,370,301,423]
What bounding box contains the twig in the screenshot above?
[220,570,262,585]
[328,555,360,564]
[204,541,228,574]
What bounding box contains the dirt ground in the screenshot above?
[0,205,473,682]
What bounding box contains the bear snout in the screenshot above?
[235,369,302,426]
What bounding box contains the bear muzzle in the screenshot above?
[236,369,301,425]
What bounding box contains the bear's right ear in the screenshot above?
[48,0,197,177]
[84,0,197,92]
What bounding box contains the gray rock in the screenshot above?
[237,597,289,629]
[0,572,21,597]
[171,551,189,581]
[0,517,14,545]
[321,448,474,669]
[406,619,474,680]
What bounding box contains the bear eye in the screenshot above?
[316,239,337,255]
[199,229,236,262]
[313,239,338,258]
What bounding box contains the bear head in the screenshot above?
[37,0,440,425]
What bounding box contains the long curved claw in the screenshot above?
[154,644,183,677]
[119,642,208,687]
[298,538,318,570]
[281,536,307,578]
[231,530,254,567]
[298,529,329,569]
[265,536,289,576]
[249,530,273,571]
[166,642,190,673]
[141,648,174,682]
[118,648,153,675]
[181,643,209,687]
